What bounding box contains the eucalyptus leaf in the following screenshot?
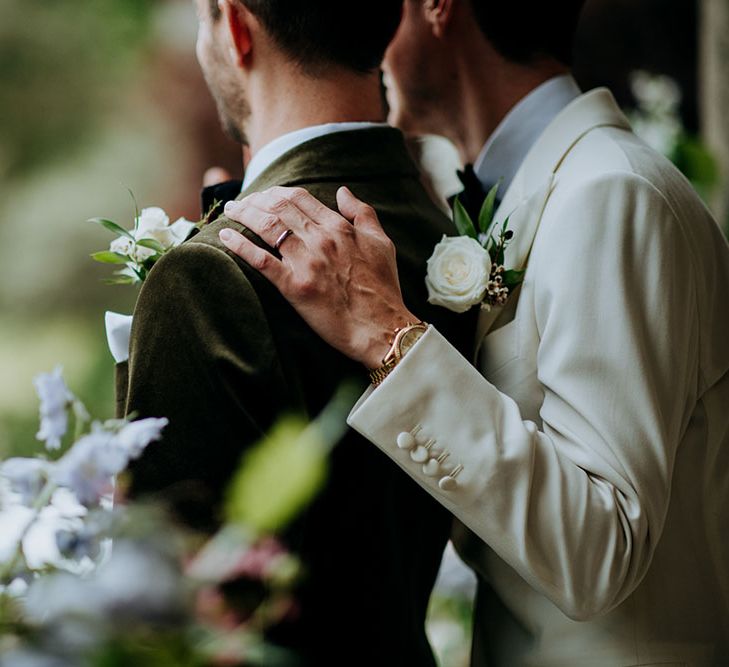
[136,238,166,254]
[478,182,501,235]
[453,196,478,239]
[89,217,135,241]
[90,251,131,265]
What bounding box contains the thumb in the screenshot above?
[336,186,384,234]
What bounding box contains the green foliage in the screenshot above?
[671,133,720,203]
[0,0,152,178]
[135,238,166,255]
[91,251,131,265]
[452,197,478,240]
[478,181,501,235]
[225,417,328,534]
[224,385,358,534]
[89,218,136,241]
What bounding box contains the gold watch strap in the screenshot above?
[368,321,428,387]
[369,359,398,388]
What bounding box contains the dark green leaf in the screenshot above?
[502,269,525,290]
[90,251,131,265]
[452,196,478,239]
[135,238,166,254]
[88,217,134,240]
[478,182,501,235]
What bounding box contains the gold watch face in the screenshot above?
[398,327,426,358]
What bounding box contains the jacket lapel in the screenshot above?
[473,89,632,358]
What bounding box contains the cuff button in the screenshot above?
[396,432,416,450]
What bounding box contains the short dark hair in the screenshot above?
[211,0,403,75]
[470,0,587,66]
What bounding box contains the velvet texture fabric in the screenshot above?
[116,127,476,666]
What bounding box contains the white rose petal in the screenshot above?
[109,236,133,257]
[135,207,169,237]
[425,235,492,314]
[169,217,196,245]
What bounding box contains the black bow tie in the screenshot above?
[453,164,501,225]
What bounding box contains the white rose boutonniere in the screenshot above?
[426,183,524,313]
[426,236,492,314]
[90,197,219,285]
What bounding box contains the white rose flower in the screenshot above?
[169,217,196,245]
[135,206,175,250]
[135,207,170,237]
[426,235,492,313]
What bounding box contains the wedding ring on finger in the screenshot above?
[274,228,294,251]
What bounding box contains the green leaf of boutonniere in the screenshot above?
[502,269,525,290]
[453,196,478,240]
[478,181,501,235]
[88,217,135,240]
[90,251,131,265]
[135,238,166,254]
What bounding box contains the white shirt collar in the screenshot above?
[242,121,389,190]
[473,74,581,194]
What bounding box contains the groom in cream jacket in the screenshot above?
[220,0,729,664]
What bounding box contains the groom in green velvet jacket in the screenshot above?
[116,0,474,663]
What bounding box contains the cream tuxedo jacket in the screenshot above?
[348,89,729,666]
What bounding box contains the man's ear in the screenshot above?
[424,0,455,38]
[219,0,253,67]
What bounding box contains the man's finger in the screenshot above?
[336,186,385,235]
[224,197,313,247]
[218,228,288,286]
[203,166,233,187]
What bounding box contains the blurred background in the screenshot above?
[1,0,727,664]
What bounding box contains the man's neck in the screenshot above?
[447,50,569,164]
[243,67,387,157]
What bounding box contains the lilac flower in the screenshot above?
[52,430,122,507]
[116,417,168,459]
[24,540,186,627]
[0,458,49,506]
[52,418,167,508]
[34,367,74,451]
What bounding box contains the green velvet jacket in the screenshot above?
[117,127,475,666]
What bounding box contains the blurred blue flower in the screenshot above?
[116,417,168,458]
[52,430,122,507]
[0,458,49,506]
[33,367,73,451]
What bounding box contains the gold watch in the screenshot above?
[369,321,429,387]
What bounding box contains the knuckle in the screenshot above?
[269,197,290,215]
[251,251,270,271]
[260,214,281,237]
[360,203,377,218]
[287,186,309,203]
[295,276,317,297]
[319,236,338,256]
